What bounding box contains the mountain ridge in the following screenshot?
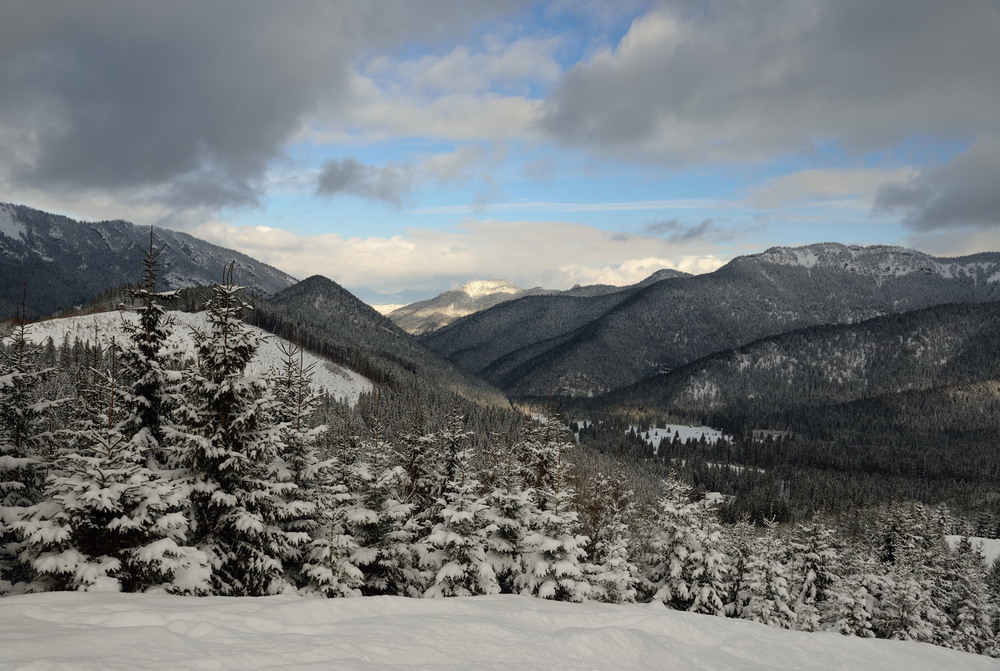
[424,243,1000,398]
[0,202,297,319]
[387,269,692,335]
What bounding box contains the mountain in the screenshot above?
[0,202,297,319]
[251,275,509,407]
[423,243,1000,398]
[386,273,692,336]
[387,280,533,335]
[605,300,1000,416]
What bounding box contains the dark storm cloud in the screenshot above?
[874,135,1000,231]
[316,158,414,207]
[540,0,1000,161]
[0,0,510,210]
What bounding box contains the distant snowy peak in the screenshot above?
[458,279,525,298]
[750,242,1000,281]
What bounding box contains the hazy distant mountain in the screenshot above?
[386,272,691,336]
[0,202,297,319]
[252,275,509,408]
[423,243,1000,398]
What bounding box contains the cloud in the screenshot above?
[644,218,724,243]
[540,1,1000,162]
[0,1,515,211]
[192,218,728,300]
[748,167,918,209]
[874,135,1000,231]
[316,158,415,207]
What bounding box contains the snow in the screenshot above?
[947,536,1000,567]
[630,424,730,452]
[16,310,373,406]
[460,279,524,298]
[0,593,994,671]
[0,203,26,241]
[371,303,407,315]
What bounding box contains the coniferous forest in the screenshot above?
[3,245,1000,659]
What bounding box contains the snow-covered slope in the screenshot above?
[20,310,372,405]
[753,243,1000,283]
[0,593,994,671]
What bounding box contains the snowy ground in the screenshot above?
[948,536,1000,567]
[17,310,373,406]
[1,593,996,671]
[630,424,730,451]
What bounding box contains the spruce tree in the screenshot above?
[422,428,499,598]
[0,311,63,593]
[18,344,209,593]
[645,473,730,616]
[515,419,590,602]
[171,268,299,596]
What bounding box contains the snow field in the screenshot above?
[18,310,373,405]
[630,424,730,452]
[0,592,996,671]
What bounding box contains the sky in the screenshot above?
[1,0,999,305]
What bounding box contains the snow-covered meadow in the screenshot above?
[630,424,730,451]
[1,592,997,671]
[18,310,372,405]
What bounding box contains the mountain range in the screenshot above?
[422,243,1000,399]
[387,269,689,336]
[0,202,296,319]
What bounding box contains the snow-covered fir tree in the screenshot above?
[645,473,730,616]
[735,519,796,628]
[578,472,638,604]
[941,536,993,654]
[479,435,532,594]
[117,231,181,468]
[0,315,63,593]
[18,344,209,594]
[170,271,300,596]
[338,417,420,597]
[515,419,590,602]
[421,422,499,597]
[787,521,840,631]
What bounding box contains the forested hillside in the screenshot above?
[425,244,1000,398]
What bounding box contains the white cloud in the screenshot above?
[364,35,562,96]
[191,218,730,300]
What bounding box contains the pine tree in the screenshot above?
[736,520,796,628]
[171,269,299,596]
[941,536,993,654]
[0,310,63,593]
[480,435,532,594]
[337,418,420,597]
[515,419,590,602]
[118,230,181,468]
[645,473,730,616]
[580,472,638,604]
[787,521,839,632]
[422,429,499,598]
[18,344,209,593]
